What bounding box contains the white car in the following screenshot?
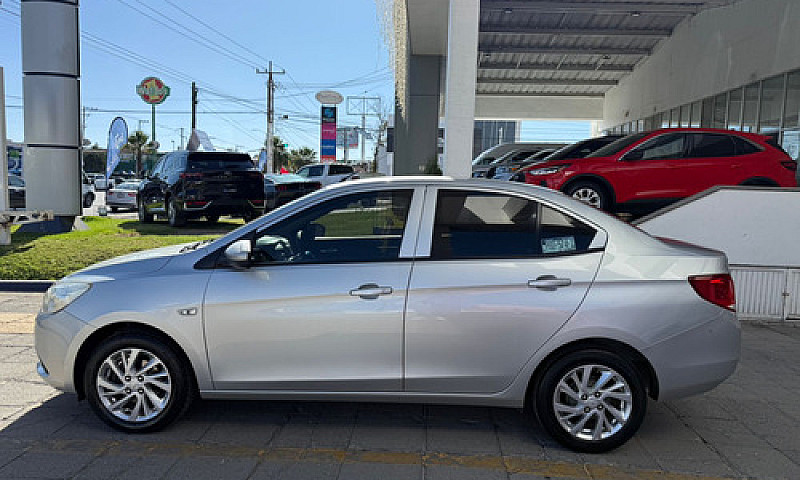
[106,181,141,212]
[295,163,358,186]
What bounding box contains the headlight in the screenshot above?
[42,282,91,314]
[527,164,571,176]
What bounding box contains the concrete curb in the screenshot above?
[0,280,54,292]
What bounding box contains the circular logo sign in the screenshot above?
[315,90,343,105]
[136,77,171,105]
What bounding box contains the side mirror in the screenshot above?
[224,239,252,268]
[621,149,644,161]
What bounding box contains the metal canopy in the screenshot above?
[477,0,740,97]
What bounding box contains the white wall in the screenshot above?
[636,187,800,268]
[475,95,603,121]
[604,0,800,127]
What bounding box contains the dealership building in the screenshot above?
[389,0,800,176]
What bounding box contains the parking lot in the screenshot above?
[0,293,797,479]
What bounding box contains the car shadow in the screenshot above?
[117,219,244,236]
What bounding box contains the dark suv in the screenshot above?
[138,151,265,226]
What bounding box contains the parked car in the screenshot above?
[35,177,739,453]
[138,150,265,226]
[472,142,551,177]
[82,174,96,208]
[296,163,358,186]
[88,173,113,191]
[484,148,548,179]
[6,174,94,209]
[7,174,25,209]
[492,149,557,180]
[106,181,141,212]
[521,128,797,213]
[510,135,626,182]
[264,173,322,210]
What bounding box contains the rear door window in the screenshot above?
[687,133,736,158]
[430,190,598,260]
[329,165,354,175]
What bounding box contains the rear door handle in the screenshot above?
[349,283,393,300]
[528,275,572,291]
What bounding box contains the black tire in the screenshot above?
[138,200,154,223]
[110,206,119,213]
[205,214,219,224]
[83,192,95,208]
[83,332,194,433]
[564,181,611,211]
[534,349,647,453]
[242,210,259,223]
[167,197,186,227]
[740,178,779,187]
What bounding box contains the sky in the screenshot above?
[0,0,589,161]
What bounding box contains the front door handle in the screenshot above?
[528,275,572,291]
[349,283,393,300]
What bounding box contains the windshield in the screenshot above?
[587,132,649,157]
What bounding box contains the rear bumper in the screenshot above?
[180,198,265,217]
[644,311,740,400]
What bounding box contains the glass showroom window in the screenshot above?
[741,82,760,133]
[758,75,785,135]
[727,88,743,131]
[690,101,702,127]
[713,93,728,129]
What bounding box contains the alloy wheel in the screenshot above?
[552,364,632,441]
[95,348,172,424]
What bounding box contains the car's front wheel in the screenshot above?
[534,349,646,453]
[84,333,194,433]
[83,192,95,208]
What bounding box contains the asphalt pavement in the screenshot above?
[0,292,798,479]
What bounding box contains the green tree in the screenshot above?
[124,131,152,174]
[289,146,316,170]
[271,136,290,172]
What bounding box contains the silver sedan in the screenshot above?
[35,177,739,452]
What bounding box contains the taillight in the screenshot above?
[250,199,265,206]
[780,160,797,171]
[127,192,136,197]
[180,172,204,179]
[276,185,289,192]
[689,274,736,311]
[185,200,208,208]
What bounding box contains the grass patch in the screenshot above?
[0,216,243,280]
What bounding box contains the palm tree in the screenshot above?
[125,131,150,174]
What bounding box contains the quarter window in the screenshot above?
[430,190,598,260]
[251,190,413,265]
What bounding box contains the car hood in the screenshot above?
[66,243,192,279]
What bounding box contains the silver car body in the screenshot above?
[36,177,739,409]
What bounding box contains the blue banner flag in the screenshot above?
[106,117,128,179]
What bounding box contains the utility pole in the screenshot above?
[256,62,285,173]
[191,82,198,131]
[347,95,381,163]
[179,127,185,149]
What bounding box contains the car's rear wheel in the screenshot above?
[167,198,186,227]
[138,200,153,223]
[242,210,259,223]
[205,214,219,224]
[534,349,646,453]
[110,206,118,213]
[84,333,194,433]
[565,181,611,210]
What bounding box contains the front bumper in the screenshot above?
[644,312,740,400]
[35,309,94,393]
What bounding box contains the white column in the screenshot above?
[442,0,479,179]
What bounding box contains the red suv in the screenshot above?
[522,128,797,213]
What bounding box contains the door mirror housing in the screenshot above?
[224,239,252,268]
